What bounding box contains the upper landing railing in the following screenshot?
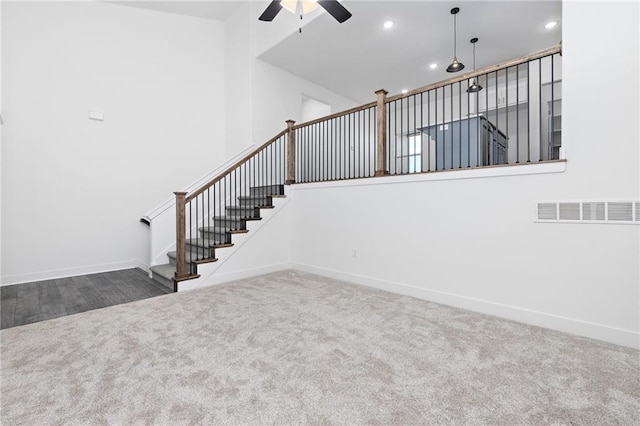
[173,45,562,282]
[290,44,562,183]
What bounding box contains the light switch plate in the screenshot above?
[88,111,104,121]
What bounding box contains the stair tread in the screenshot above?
[151,185,284,291]
[150,264,175,280]
[186,238,225,248]
[200,227,248,234]
[238,195,272,200]
[212,216,261,222]
[226,206,259,210]
[167,250,220,261]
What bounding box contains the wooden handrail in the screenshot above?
[186,129,287,202]
[385,44,561,103]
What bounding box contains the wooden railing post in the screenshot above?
[285,119,296,185]
[374,89,389,176]
[174,191,187,281]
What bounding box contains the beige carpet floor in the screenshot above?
[1,270,638,425]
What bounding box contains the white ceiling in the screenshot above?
[113,0,244,21]
[258,1,562,103]
[111,0,562,104]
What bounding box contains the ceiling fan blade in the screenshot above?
[259,0,283,22]
[318,0,352,23]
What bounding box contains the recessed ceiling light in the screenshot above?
[383,21,394,29]
[429,63,438,70]
[545,21,557,29]
[401,89,408,94]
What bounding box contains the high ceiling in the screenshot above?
[258,1,562,103]
[113,0,562,104]
[113,1,243,21]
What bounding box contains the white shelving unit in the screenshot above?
[548,98,562,159]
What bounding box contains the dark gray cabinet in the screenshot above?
[419,114,508,169]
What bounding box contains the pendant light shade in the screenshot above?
[467,37,483,93]
[446,7,465,73]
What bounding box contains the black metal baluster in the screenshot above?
[495,71,499,165]
[484,73,488,165]
[442,86,447,169]
[458,81,462,168]
[467,79,471,168]
[506,67,509,164]
[427,90,431,172]
[325,119,329,181]
[435,88,438,170]
[551,54,555,159]
[527,61,531,163]
[357,111,361,178]
[516,65,520,163]
[449,84,454,169]
[539,58,542,161]
[201,189,205,254]
[420,92,424,172]
[369,107,373,176]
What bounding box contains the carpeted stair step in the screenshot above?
[186,238,228,257]
[198,227,233,244]
[225,206,261,219]
[237,195,274,208]
[211,216,254,230]
[167,250,218,267]
[199,225,248,236]
[249,184,285,197]
[149,264,177,290]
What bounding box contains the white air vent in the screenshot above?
[537,200,639,225]
[582,202,605,221]
[559,203,580,220]
[538,203,557,220]
[608,202,633,221]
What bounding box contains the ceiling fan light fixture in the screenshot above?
[446,7,465,73]
[258,0,350,23]
[281,0,319,14]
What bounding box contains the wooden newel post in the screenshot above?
[375,89,389,176]
[285,119,296,185]
[174,192,187,280]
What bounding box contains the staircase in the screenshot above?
[150,184,286,291]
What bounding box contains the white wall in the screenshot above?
[289,1,639,349]
[302,96,332,122]
[223,2,357,159]
[1,2,226,284]
[0,0,3,283]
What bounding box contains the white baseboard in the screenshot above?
[1,259,149,286]
[292,263,640,350]
[179,262,293,292]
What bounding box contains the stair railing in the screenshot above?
[174,129,288,282]
[290,44,562,183]
[173,44,561,283]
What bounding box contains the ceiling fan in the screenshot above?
[258,0,352,24]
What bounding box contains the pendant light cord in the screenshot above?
[472,42,476,70]
[453,14,457,58]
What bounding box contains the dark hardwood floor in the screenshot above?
[1,268,172,330]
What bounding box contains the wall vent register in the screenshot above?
[536,201,640,224]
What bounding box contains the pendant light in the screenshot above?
[446,7,465,73]
[467,37,483,93]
